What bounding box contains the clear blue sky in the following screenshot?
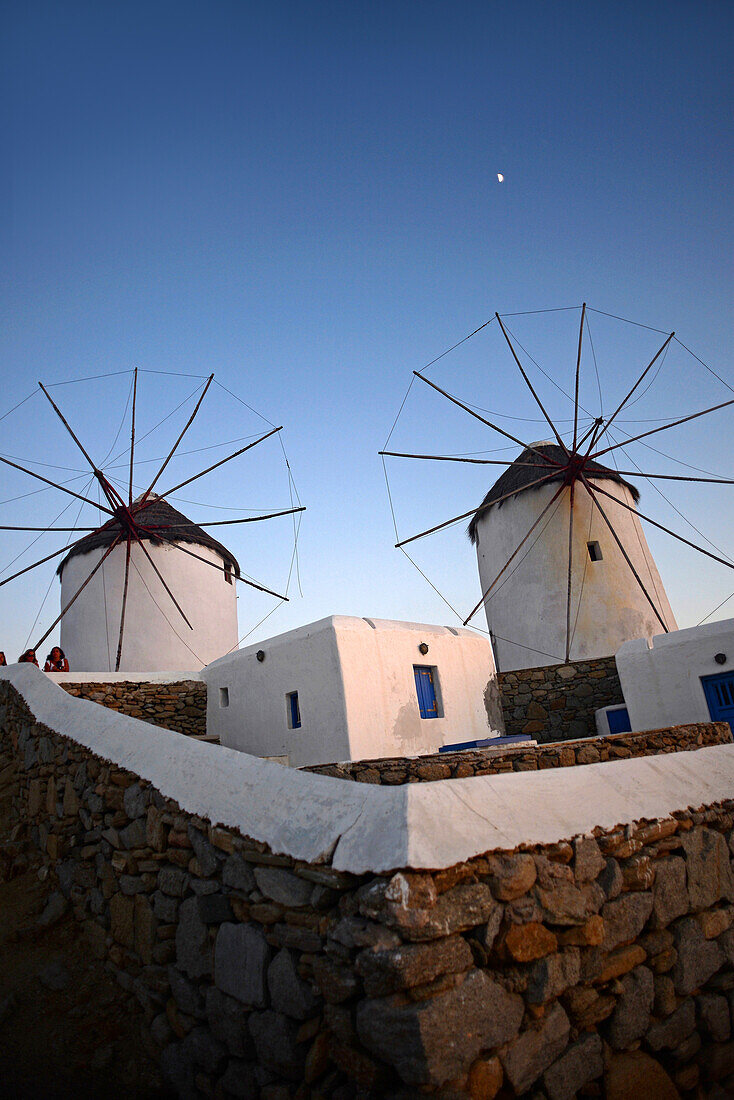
[1,1,732,663]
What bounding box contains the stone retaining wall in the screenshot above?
[305,722,732,784]
[499,655,624,742]
[2,678,734,1098]
[58,681,207,739]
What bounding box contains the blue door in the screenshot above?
[414,666,439,719]
[702,671,734,731]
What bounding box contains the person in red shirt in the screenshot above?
[44,646,69,672]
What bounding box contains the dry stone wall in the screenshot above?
[2,679,734,1098]
[58,680,206,739]
[306,722,731,784]
[499,655,624,742]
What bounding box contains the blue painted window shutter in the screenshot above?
[414,666,439,719]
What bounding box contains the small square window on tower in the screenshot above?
[224,562,233,584]
[587,541,603,562]
[286,691,301,729]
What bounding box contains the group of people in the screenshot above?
[0,646,70,672]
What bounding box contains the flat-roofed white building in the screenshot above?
[202,615,504,767]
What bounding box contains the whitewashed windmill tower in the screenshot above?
[467,443,677,671]
[0,370,303,674]
[58,495,240,673]
[381,303,734,673]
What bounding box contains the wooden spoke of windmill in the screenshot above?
[383,304,734,663]
[1,369,304,669]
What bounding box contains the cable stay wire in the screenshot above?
[604,427,734,567]
[0,391,39,424]
[414,317,495,378]
[585,307,670,335]
[44,370,135,387]
[213,379,277,429]
[673,337,734,396]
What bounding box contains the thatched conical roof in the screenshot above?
[467,442,640,545]
[57,496,240,576]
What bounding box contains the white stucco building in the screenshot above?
[58,496,239,673]
[202,615,504,767]
[469,443,677,672]
[612,617,734,733]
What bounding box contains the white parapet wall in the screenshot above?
[616,617,734,732]
[201,616,504,767]
[3,663,734,874]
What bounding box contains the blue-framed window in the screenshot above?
[286,691,301,729]
[414,665,441,719]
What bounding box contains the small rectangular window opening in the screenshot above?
[224,562,233,584]
[219,687,229,708]
[587,541,603,562]
[413,665,443,719]
[286,691,301,729]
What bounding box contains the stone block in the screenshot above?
[158,866,190,897]
[222,853,256,892]
[268,948,319,1019]
[134,894,157,964]
[652,857,688,928]
[604,1050,679,1099]
[254,866,312,908]
[525,948,581,1004]
[538,880,602,926]
[119,817,147,850]
[146,806,167,851]
[123,782,150,819]
[671,917,725,995]
[311,956,360,1003]
[486,853,536,900]
[196,893,233,924]
[214,923,269,1006]
[602,891,653,950]
[357,969,524,1086]
[468,1056,503,1100]
[598,858,623,900]
[110,892,135,948]
[697,993,731,1042]
[385,882,498,942]
[356,934,473,996]
[152,890,179,923]
[187,825,219,877]
[607,965,654,1049]
[653,974,677,1017]
[175,896,212,979]
[501,1002,570,1095]
[543,1031,603,1100]
[205,986,254,1059]
[249,1010,306,1081]
[573,836,605,883]
[180,1026,227,1075]
[168,965,206,1018]
[682,828,734,910]
[504,921,558,961]
[62,777,79,817]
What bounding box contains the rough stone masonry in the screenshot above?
[2,678,734,1098]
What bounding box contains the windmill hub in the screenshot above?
[564,454,586,484]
